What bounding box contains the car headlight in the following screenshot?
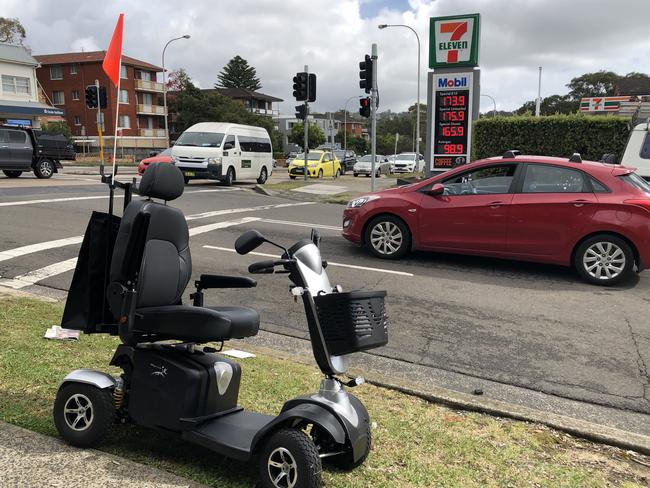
[347,195,380,208]
[207,157,222,165]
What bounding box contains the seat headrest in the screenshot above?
[139,162,184,201]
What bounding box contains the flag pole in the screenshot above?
[111,57,121,183]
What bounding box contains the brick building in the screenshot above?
[34,51,167,155]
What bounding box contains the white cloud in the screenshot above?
[70,36,100,52]
[4,0,650,113]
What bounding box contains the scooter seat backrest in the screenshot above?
[109,163,191,309]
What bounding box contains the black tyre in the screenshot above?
[258,428,321,488]
[327,428,371,471]
[289,175,297,180]
[223,167,235,186]
[334,169,340,179]
[34,159,55,179]
[53,382,115,447]
[184,176,190,185]
[257,166,268,184]
[317,169,323,179]
[365,215,410,259]
[353,173,358,177]
[574,234,634,286]
[3,170,22,178]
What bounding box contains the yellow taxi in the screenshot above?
[288,150,341,179]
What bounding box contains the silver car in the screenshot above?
[353,154,391,177]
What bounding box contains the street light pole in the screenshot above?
[343,95,362,155]
[535,66,542,117]
[481,94,497,117]
[162,34,190,147]
[379,23,421,168]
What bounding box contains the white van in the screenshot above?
[171,122,273,185]
[620,122,650,180]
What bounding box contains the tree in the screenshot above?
[216,55,262,91]
[566,71,620,100]
[0,17,26,44]
[516,95,578,115]
[166,68,193,91]
[289,123,325,149]
[346,135,368,155]
[40,121,71,139]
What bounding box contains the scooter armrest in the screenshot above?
[195,274,257,291]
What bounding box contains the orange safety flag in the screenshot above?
[102,13,124,87]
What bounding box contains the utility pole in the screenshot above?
[535,66,542,117]
[303,65,309,182]
[95,79,104,164]
[370,44,378,192]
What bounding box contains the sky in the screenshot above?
[6,0,650,115]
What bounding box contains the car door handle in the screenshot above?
[569,199,592,207]
[0,145,7,148]
[487,201,505,208]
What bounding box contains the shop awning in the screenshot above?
[0,100,64,117]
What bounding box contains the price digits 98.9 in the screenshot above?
[442,144,464,154]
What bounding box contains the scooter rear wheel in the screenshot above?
[258,428,321,488]
[53,382,115,447]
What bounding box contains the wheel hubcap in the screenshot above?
[268,447,298,488]
[40,162,52,176]
[370,221,403,255]
[63,393,94,431]
[583,242,626,280]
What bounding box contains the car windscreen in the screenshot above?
[619,173,650,193]
[396,154,416,161]
[359,155,374,162]
[175,132,225,147]
[296,152,322,160]
[159,148,172,156]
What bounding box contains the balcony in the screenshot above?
[139,128,167,137]
[137,104,166,115]
[134,79,164,92]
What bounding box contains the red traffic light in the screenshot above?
[359,97,371,118]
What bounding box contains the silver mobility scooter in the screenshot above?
[53,163,388,488]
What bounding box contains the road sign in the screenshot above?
[429,13,480,69]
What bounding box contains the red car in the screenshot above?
[137,148,172,176]
[342,154,650,285]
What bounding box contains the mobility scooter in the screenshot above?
[53,163,388,488]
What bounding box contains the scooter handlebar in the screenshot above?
[248,259,294,274]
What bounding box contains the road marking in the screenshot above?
[0,257,78,289]
[202,245,414,277]
[0,236,84,262]
[185,202,316,221]
[189,217,261,236]
[258,218,341,231]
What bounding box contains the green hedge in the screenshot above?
[472,114,630,161]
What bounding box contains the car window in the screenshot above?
[619,173,650,193]
[442,164,517,195]
[8,130,26,144]
[640,133,650,160]
[522,164,588,193]
[223,135,236,150]
[589,177,609,193]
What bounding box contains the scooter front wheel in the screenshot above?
[259,428,321,488]
[53,382,115,447]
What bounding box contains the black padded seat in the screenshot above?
[135,305,260,343]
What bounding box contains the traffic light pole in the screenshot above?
[303,65,309,182]
[370,44,378,192]
[95,79,104,165]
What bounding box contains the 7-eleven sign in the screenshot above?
[430,13,480,69]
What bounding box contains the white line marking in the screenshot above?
[258,218,341,231]
[185,202,316,221]
[0,258,78,289]
[202,245,414,277]
[189,217,261,236]
[0,236,84,262]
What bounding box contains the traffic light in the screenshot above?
[295,104,308,120]
[293,72,308,101]
[98,86,107,109]
[308,73,316,102]
[85,85,98,108]
[359,54,373,93]
[359,97,371,118]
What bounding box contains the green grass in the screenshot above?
[263,180,311,191]
[386,172,426,179]
[0,296,648,487]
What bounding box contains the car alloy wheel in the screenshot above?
[35,159,54,179]
[582,242,626,281]
[370,221,403,256]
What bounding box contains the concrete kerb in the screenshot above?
[230,340,650,456]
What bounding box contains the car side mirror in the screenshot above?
[426,183,445,196]
[223,142,235,150]
[235,230,266,255]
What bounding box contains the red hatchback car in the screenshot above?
[342,154,650,285]
[137,148,172,176]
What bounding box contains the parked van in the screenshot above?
[171,122,273,185]
[620,122,650,180]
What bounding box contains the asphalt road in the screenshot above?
[1,172,648,434]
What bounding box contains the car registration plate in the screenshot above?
[184,171,195,177]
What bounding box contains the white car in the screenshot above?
[392,153,422,173]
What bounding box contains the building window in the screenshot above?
[50,65,63,80]
[52,90,65,105]
[119,89,129,103]
[138,70,151,81]
[120,65,127,79]
[73,116,81,126]
[1,75,30,95]
[141,92,153,105]
[118,115,130,129]
[72,90,80,101]
[70,63,77,74]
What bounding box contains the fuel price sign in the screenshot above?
[431,71,474,170]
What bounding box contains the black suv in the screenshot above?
[0,125,75,179]
[333,150,356,174]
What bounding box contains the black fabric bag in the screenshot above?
[61,211,121,333]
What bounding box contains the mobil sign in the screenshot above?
[429,13,480,69]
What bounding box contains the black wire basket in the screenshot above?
[313,290,388,356]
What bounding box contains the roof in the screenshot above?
[480,154,628,176]
[204,87,283,103]
[0,44,38,66]
[184,122,270,134]
[615,77,650,96]
[33,51,162,71]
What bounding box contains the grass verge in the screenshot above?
[0,296,648,487]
